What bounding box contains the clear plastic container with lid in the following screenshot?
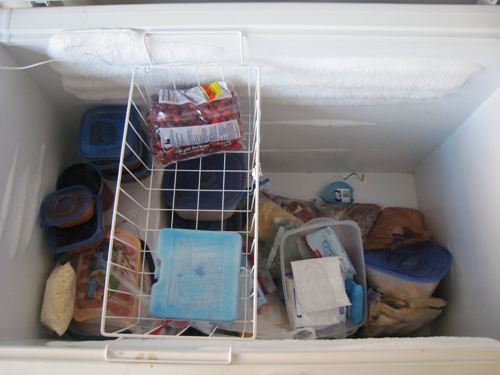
[364,240,452,303]
[45,195,104,254]
[39,185,94,229]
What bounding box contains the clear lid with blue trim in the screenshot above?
[364,240,452,283]
[39,185,94,229]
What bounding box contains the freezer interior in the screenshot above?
[1,2,500,365]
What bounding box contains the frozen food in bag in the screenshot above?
[147,81,244,165]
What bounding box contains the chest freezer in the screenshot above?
[1,2,500,374]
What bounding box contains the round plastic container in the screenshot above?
[40,185,94,229]
[364,241,452,303]
[57,164,114,211]
[162,153,246,221]
[45,195,105,253]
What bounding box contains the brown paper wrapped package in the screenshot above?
[364,207,434,250]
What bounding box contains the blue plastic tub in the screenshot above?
[162,153,246,220]
[77,106,141,162]
[364,241,452,302]
[45,195,105,254]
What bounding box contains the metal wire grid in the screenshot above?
[101,65,260,340]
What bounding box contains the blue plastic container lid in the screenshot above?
[46,195,104,253]
[162,153,246,211]
[39,185,93,229]
[77,106,141,161]
[150,228,242,322]
[364,241,452,283]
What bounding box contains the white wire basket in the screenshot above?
[101,65,261,340]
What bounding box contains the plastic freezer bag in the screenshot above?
[147,81,244,165]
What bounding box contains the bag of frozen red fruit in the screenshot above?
[73,231,142,330]
[147,81,244,165]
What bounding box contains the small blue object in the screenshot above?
[364,241,452,283]
[345,279,364,324]
[321,181,354,205]
[150,228,242,322]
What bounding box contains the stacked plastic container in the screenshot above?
[77,106,151,182]
[39,185,105,254]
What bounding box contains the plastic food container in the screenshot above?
[77,106,141,162]
[73,231,142,325]
[45,195,104,253]
[150,228,242,322]
[99,133,152,182]
[39,186,94,229]
[162,153,246,221]
[170,208,244,232]
[57,164,114,211]
[88,151,142,173]
[279,218,367,337]
[364,241,452,303]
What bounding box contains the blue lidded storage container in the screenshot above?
[39,185,94,229]
[364,241,452,302]
[162,153,246,221]
[150,228,242,322]
[99,131,152,182]
[77,106,141,162]
[45,195,105,254]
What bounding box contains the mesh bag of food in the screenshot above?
[147,81,244,166]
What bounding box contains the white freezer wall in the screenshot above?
[0,46,80,342]
[0,1,499,361]
[414,87,500,339]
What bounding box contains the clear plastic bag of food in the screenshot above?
[40,261,77,336]
[73,231,143,331]
[147,81,244,166]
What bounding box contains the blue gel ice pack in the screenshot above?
[150,228,242,322]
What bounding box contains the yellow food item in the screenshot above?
[253,197,303,242]
[40,262,77,336]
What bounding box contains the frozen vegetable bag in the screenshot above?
[147,81,244,165]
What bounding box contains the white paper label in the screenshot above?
[159,119,241,149]
[158,81,232,105]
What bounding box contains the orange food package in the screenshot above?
[73,231,142,326]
